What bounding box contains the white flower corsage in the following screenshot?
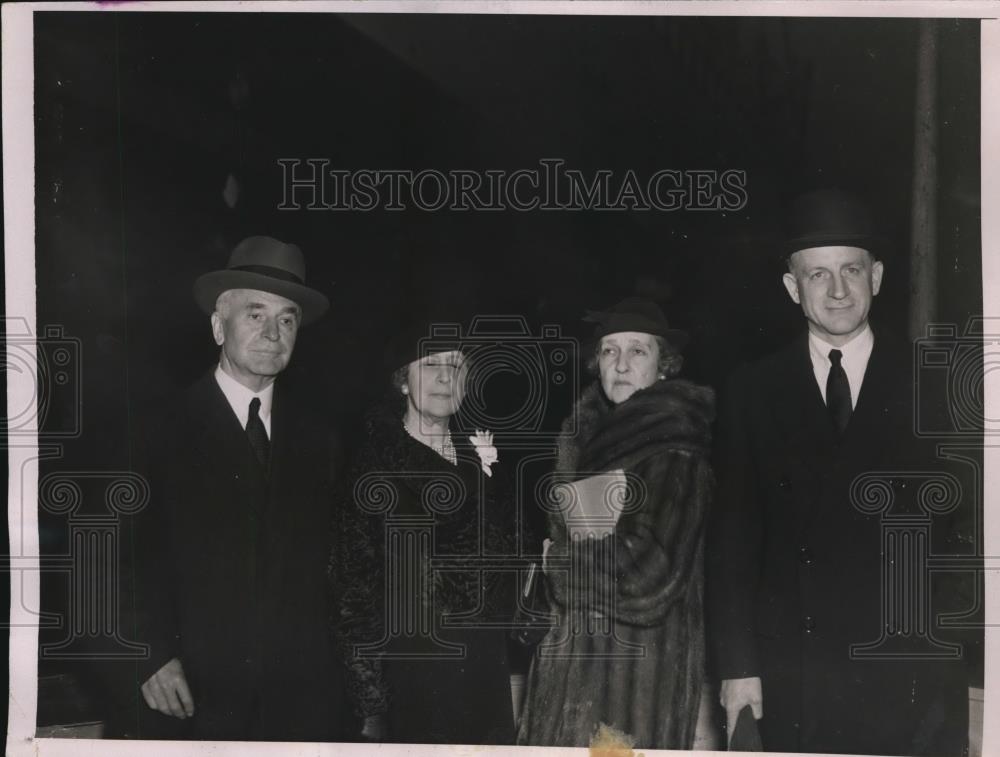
[470,430,499,477]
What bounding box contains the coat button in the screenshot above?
[802,616,816,632]
[798,547,814,565]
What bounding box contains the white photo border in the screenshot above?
[5,2,997,756]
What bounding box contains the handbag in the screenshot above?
[510,561,555,648]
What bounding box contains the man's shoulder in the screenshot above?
[869,327,913,363]
[130,371,221,468]
[273,380,327,429]
[731,335,804,386]
[150,370,219,426]
[133,367,202,417]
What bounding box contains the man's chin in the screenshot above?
[250,359,288,375]
[816,316,866,339]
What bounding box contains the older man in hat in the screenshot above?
[705,191,969,755]
[115,237,344,741]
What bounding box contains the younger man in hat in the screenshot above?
[116,236,344,740]
[706,191,969,755]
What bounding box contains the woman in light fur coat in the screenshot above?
[517,297,715,750]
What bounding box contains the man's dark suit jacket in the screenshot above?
[706,330,969,756]
[114,370,343,741]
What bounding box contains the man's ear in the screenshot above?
[782,272,801,304]
[871,260,885,296]
[210,312,225,346]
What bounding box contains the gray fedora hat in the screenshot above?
[193,236,330,324]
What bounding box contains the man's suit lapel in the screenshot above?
[769,334,843,536]
[774,331,898,457]
[773,333,839,454]
[188,371,269,506]
[776,331,902,532]
[837,332,899,466]
[268,385,295,500]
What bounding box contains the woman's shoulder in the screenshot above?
[350,401,408,472]
[645,377,715,413]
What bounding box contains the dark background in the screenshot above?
[28,11,983,731]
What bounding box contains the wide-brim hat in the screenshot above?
[783,188,887,260]
[584,296,689,351]
[193,236,330,325]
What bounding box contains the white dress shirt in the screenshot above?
[214,365,273,438]
[807,325,874,410]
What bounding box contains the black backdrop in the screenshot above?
[29,10,983,726]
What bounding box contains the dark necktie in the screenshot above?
[246,397,270,468]
[826,349,852,433]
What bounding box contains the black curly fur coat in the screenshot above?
[518,377,715,749]
[330,398,516,740]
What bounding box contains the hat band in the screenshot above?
[230,264,304,285]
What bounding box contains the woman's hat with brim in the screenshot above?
[193,236,330,325]
[383,318,466,375]
[584,296,689,351]
[783,189,887,260]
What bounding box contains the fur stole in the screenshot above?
[556,378,715,477]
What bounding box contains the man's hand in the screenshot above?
[141,657,195,719]
[720,676,763,745]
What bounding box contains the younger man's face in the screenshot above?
[782,245,884,347]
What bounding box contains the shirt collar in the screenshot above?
[808,323,874,367]
[214,365,274,423]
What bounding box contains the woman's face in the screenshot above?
[598,331,660,404]
[405,350,468,422]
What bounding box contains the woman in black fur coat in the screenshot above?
[331,328,516,745]
[517,297,715,749]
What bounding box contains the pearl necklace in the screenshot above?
[403,417,457,465]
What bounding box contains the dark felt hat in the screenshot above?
[193,236,330,324]
[584,296,689,351]
[784,189,886,259]
[383,318,466,374]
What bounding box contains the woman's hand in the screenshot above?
[361,713,388,741]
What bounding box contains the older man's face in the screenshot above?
[782,246,883,347]
[211,288,300,391]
